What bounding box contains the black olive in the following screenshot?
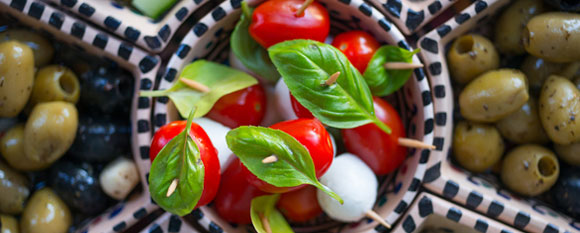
[77,66,134,115]
[544,0,580,11]
[67,115,131,163]
[552,167,580,218]
[49,161,110,215]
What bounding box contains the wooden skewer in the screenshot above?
[166,179,179,197]
[260,213,273,233]
[384,62,424,70]
[179,78,210,93]
[398,138,436,150]
[296,0,314,17]
[366,210,391,229]
[323,71,341,86]
[262,155,278,164]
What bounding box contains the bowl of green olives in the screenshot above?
[41,0,216,52]
[0,1,162,233]
[418,0,580,231]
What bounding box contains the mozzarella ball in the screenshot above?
[274,79,298,121]
[229,49,256,77]
[261,86,284,126]
[99,157,139,200]
[317,153,378,222]
[194,117,233,169]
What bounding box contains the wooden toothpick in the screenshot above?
[398,138,436,150]
[180,78,210,93]
[262,155,278,164]
[296,0,314,17]
[366,210,391,229]
[166,179,179,197]
[384,62,424,70]
[260,213,272,233]
[323,71,341,86]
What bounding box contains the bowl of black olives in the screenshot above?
[417,0,580,231]
[0,1,161,233]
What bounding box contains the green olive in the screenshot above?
[539,75,580,144]
[494,0,545,55]
[523,12,580,62]
[501,144,559,196]
[459,69,529,122]
[28,65,80,106]
[0,161,30,214]
[447,34,500,84]
[20,188,71,233]
[0,124,50,171]
[24,102,78,165]
[496,98,549,144]
[453,121,504,173]
[0,41,35,117]
[0,214,19,233]
[0,29,54,67]
[555,142,580,166]
[521,56,564,93]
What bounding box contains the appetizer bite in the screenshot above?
[145,0,434,232]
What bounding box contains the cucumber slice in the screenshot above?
[132,0,178,20]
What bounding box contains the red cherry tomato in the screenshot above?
[277,185,322,222]
[342,97,406,175]
[207,84,266,128]
[290,93,314,119]
[242,118,334,193]
[249,0,330,48]
[149,121,221,208]
[331,30,380,73]
[214,158,266,224]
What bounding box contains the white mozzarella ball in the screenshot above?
[317,153,378,222]
[194,117,233,169]
[261,86,284,126]
[330,134,337,157]
[274,79,298,121]
[100,157,139,200]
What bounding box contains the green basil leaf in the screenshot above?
[268,39,391,134]
[230,2,279,83]
[226,126,342,203]
[363,46,420,96]
[250,194,294,233]
[141,60,257,118]
[148,109,205,216]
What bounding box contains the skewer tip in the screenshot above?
[179,78,210,93]
[262,155,278,164]
[366,210,391,229]
[323,71,341,86]
[384,62,424,70]
[398,138,436,150]
[166,179,179,197]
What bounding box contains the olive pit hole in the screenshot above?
[455,36,474,54]
[538,156,557,177]
[59,73,77,95]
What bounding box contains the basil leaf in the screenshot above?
[250,194,293,233]
[226,126,342,203]
[268,39,391,134]
[363,46,420,96]
[141,60,257,118]
[148,109,205,216]
[230,2,279,83]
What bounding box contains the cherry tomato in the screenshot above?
[342,97,406,175]
[290,93,314,118]
[249,0,330,48]
[214,158,266,224]
[242,118,334,193]
[149,121,221,208]
[207,84,266,128]
[277,185,322,222]
[331,30,380,73]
